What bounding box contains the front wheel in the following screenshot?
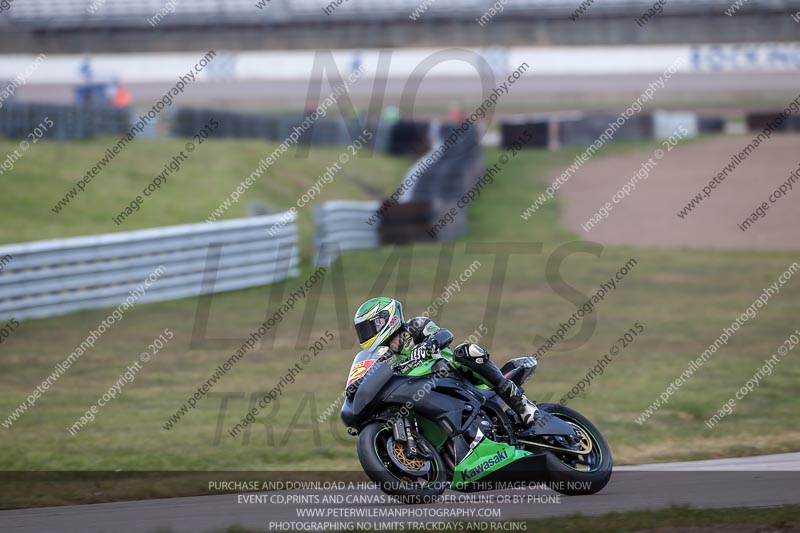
[532,403,613,495]
[356,420,448,503]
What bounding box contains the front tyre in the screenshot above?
[357,420,448,503]
[538,403,613,495]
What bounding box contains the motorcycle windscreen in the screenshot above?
[346,346,390,388]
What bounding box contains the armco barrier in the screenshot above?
[313,201,380,267]
[0,214,299,321]
[0,103,131,140]
[173,108,384,148]
[698,116,726,134]
[506,111,731,148]
[746,112,800,133]
[502,120,549,149]
[558,113,654,148]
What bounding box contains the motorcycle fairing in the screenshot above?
[450,438,532,487]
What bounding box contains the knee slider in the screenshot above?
[454,342,470,360]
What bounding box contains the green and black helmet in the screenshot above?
[353,297,404,349]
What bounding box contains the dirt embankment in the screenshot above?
[558,135,800,250]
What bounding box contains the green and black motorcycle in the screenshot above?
[341,345,612,501]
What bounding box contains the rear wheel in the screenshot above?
[524,403,612,495]
[357,420,448,503]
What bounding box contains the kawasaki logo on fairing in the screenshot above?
[463,449,509,479]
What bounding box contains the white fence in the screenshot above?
[313,201,380,267]
[0,214,299,321]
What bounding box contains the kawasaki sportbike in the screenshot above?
[341,346,612,501]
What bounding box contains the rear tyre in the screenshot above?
[537,403,613,495]
[357,420,448,504]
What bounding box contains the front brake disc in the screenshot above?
[385,436,431,476]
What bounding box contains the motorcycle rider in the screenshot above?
[353,296,541,436]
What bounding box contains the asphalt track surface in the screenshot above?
[2,453,799,533]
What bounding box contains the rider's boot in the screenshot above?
[453,342,541,437]
[497,381,541,438]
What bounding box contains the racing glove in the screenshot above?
[408,339,438,365]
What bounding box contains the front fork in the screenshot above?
[391,415,428,458]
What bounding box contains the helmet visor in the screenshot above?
[355,310,391,345]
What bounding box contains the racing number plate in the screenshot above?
[347,359,376,387]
